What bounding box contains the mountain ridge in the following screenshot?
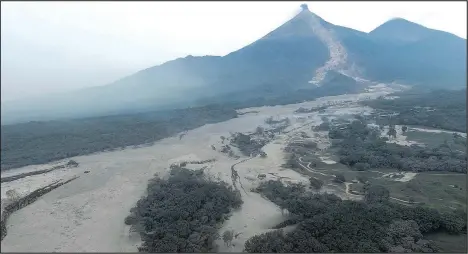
[370,17,465,42]
[2,6,466,124]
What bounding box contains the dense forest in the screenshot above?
[328,119,467,173]
[246,180,466,253]
[124,167,242,252]
[363,89,466,132]
[0,105,237,171]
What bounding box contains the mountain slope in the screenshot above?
[1,8,331,123]
[347,18,466,88]
[2,6,466,124]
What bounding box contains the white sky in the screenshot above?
[1,1,466,101]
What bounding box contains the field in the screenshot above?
[296,157,466,212]
[404,127,466,150]
[425,232,467,253]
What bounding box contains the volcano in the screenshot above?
[2,4,466,123]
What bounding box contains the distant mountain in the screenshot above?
[2,5,466,124]
[369,18,440,42]
[360,18,466,87]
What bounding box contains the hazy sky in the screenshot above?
[1,1,466,102]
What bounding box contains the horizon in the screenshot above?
[1,1,466,102]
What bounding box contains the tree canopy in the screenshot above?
[245,180,466,253]
[329,120,466,173]
[125,167,242,252]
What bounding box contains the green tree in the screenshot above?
[66,160,79,167]
[222,230,234,247]
[401,125,408,133]
[387,125,397,139]
[364,185,390,203]
[309,177,324,190]
[357,174,369,184]
[354,162,370,171]
[255,126,264,135]
[333,173,346,183]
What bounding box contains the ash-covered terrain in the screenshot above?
[1,3,466,253]
[2,85,466,252]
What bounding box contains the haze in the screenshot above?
[1,1,466,102]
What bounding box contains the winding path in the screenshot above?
[297,156,332,177]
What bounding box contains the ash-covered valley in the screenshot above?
[2,84,466,252]
[1,3,466,253]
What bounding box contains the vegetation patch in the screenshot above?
[125,167,242,252]
[372,174,467,212]
[1,160,78,183]
[329,119,467,173]
[245,180,467,253]
[1,105,237,171]
[294,106,328,114]
[404,130,466,151]
[363,89,466,133]
[1,176,80,241]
